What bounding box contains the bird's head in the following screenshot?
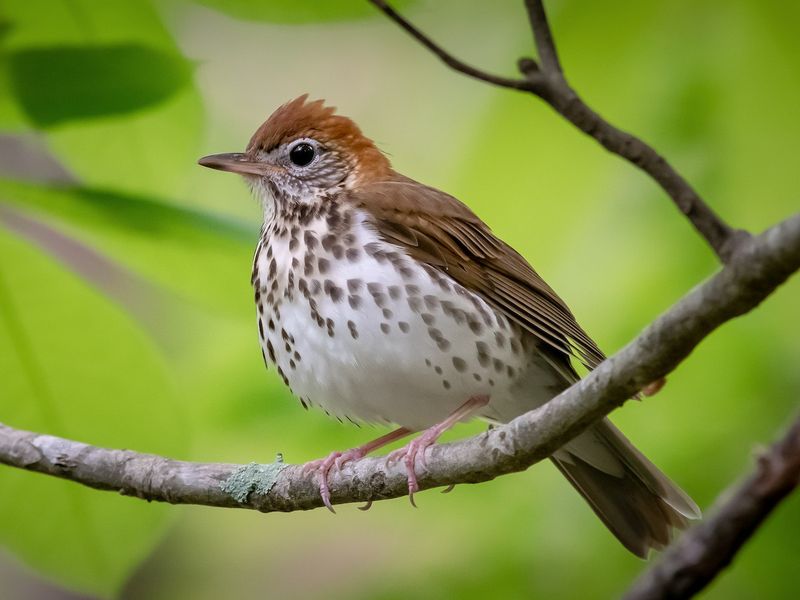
[198,95,392,205]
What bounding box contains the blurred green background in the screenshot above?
[1,0,798,598]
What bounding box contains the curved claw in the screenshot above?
[303,447,370,512]
[386,432,441,506]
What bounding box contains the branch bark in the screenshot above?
[2,214,798,512]
[369,0,747,263]
[624,415,800,600]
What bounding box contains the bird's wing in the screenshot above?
[343,175,606,370]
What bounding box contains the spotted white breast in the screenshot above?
[252,201,564,431]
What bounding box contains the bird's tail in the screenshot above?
[550,418,700,558]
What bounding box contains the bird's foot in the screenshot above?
[386,426,446,506]
[386,395,489,506]
[302,447,368,513]
[302,427,412,513]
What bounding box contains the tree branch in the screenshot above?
[624,414,800,600]
[2,214,798,512]
[523,0,563,74]
[370,0,748,263]
[368,0,531,91]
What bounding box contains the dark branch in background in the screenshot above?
[368,0,532,90]
[1,214,798,513]
[523,0,562,74]
[369,0,747,262]
[624,415,800,600]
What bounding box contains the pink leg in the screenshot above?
[303,427,412,513]
[387,395,489,506]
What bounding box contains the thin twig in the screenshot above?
[368,0,531,91]
[1,214,798,512]
[369,0,749,263]
[624,415,800,600]
[523,0,563,74]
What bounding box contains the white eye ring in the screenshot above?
[288,139,317,168]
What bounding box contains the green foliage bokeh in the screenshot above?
[0,0,798,598]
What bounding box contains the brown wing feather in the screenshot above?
[343,175,606,370]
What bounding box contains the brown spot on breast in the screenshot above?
[324,280,343,302]
[276,366,289,386]
[468,316,483,335]
[495,332,506,348]
[304,253,315,276]
[398,321,410,333]
[318,257,330,274]
[476,341,490,367]
[304,231,318,250]
[321,233,336,251]
[407,296,422,313]
[452,357,467,372]
[346,248,360,262]
[365,242,388,263]
[326,209,342,231]
[348,295,362,309]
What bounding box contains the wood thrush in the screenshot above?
[199,95,700,557]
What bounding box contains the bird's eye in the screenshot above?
[289,142,315,167]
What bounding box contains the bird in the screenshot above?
[198,95,700,557]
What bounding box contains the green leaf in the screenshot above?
[193,0,414,24]
[8,44,193,127]
[0,0,204,198]
[0,226,188,597]
[0,179,257,316]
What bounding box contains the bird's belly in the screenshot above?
[255,211,562,431]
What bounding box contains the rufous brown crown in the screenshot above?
[246,95,392,183]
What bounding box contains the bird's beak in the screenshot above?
[197,153,280,177]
